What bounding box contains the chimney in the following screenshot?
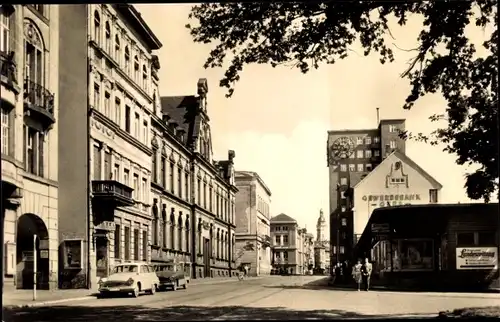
[376,108,380,125]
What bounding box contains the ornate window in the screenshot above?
[142,65,147,89]
[216,229,220,259]
[24,21,44,86]
[152,199,158,245]
[124,46,130,75]
[134,55,139,82]
[1,10,11,52]
[93,10,100,45]
[177,164,182,197]
[104,21,111,53]
[114,34,120,63]
[24,125,44,177]
[185,217,190,253]
[162,204,167,248]
[178,214,183,252]
[170,212,175,250]
[1,108,10,155]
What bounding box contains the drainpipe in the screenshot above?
[190,154,196,279]
[86,53,92,290]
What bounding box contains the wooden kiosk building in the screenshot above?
[354,203,499,290]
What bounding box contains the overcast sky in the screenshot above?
[136,4,494,239]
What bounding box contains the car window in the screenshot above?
[112,265,138,274]
[140,265,148,273]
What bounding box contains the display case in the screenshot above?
[62,239,83,269]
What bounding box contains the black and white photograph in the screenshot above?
[1,2,499,321]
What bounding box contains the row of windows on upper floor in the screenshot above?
[339,163,373,173]
[92,7,153,96]
[92,81,150,146]
[347,131,399,147]
[151,150,236,224]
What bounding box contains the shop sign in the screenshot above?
[95,221,116,231]
[456,247,498,270]
[362,194,421,202]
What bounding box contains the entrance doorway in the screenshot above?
[16,213,50,289]
[95,234,109,278]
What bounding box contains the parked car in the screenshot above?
[98,263,160,298]
[153,262,188,291]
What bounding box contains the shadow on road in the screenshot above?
[266,277,500,294]
[3,305,436,321]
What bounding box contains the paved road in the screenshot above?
[4,276,500,321]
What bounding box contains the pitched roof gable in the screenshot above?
[354,150,442,189]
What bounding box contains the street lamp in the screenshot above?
[328,136,355,266]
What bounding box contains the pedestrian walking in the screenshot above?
[361,258,373,291]
[352,259,363,291]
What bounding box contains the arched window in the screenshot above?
[178,214,183,252]
[134,55,139,82]
[93,11,101,44]
[142,65,148,89]
[124,46,130,74]
[23,21,47,177]
[114,34,120,63]
[105,21,111,53]
[185,218,190,253]
[170,212,175,250]
[216,229,220,259]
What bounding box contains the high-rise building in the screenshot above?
[326,118,442,271]
[2,4,60,290]
[326,119,407,268]
[234,171,272,276]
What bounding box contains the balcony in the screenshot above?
[23,79,55,127]
[0,51,20,106]
[92,180,134,207]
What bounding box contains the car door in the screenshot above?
[139,265,148,286]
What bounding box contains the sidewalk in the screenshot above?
[3,276,263,308]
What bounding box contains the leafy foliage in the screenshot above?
[187,1,498,202]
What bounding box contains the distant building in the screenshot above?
[305,233,315,273]
[271,214,309,275]
[314,210,328,274]
[234,171,272,276]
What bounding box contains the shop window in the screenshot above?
[477,231,496,246]
[457,232,475,247]
[399,239,433,270]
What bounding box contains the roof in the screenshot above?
[114,5,162,50]
[160,95,199,147]
[235,171,272,196]
[355,203,498,253]
[271,213,297,223]
[353,150,442,189]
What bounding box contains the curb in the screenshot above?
[5,295,96,309]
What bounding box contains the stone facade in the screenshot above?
[1,5,60,289]
[234,171,272,276]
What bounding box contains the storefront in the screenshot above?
[355,203,499,290]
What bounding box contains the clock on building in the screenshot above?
[328,136,355,165]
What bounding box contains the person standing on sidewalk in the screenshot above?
[361,258,373,291]
[352,259,363,291]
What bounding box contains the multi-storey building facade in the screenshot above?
[151,78,238,279]
[82,4,162,288]
[304,233,315,273]
[327,118,442,273]
[1,5,60,290]
[271,214,309,275]
[326,119,406,269]
[234,171,272,276]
